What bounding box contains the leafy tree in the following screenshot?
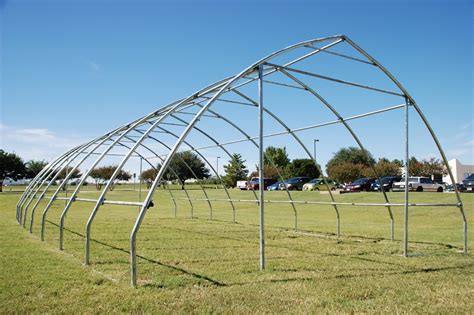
[55,166,82,180]
[25,160,48,179]
[286,159,321,179]
[408,156,446,177]
[54,166,82,191]
[222,153,249,188]
[327,162,367,183]
[373,158,402,177]
[89,165,131,190]
[249,165,283,180]
[264,146,290,169]
[140,168,158,188]
[0,150,26,192]
[140,168,157,181]
[326,147,375,171]
[161,151,210,189]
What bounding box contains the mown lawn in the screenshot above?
[1,186,473,313]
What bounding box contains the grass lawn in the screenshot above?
[1,186,473,313]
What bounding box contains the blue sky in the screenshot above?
[1,0,472,175]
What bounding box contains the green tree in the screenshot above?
[264,146,290,169]
[55,166,82,180]
[286,159,321,179]
[0,150,26,192]
[140,168,158,188]
[222,153,248,188]
[89,165,131,190]
[372,158,402,177]
[326,147,375,182]
[25,160,48,179]
[408,157,446,177]
[161,151,210,189]
[327,162,367,183]
[326,147,375,168]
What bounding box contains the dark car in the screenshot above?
[280,177,311,191]
[371,176,402,192]
[446,183,467,192]
[462,174,474,192]
[345,178,375,192]
[267,181,284,191]
[247,178,277,190]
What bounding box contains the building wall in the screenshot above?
[443,159,474,184]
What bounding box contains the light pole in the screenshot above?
[313,139,319,165]
[216,156,221,177]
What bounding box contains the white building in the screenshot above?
[443,159,474,184]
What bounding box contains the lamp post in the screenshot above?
[313,139,319,165]
[216,156,221,177]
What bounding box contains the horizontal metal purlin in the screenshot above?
[43,196,143,206]
[173,111,219,119]
[200,95,256,107]
[172,197,461,208]
[264,62,405,97]
[244,77,306,90]
[77,151,142,158]
[305,45,376,66]
[140,103,406,159]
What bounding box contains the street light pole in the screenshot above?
[216,156,221,177]
[313,139,319,165]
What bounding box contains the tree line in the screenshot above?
[1,146,446,192]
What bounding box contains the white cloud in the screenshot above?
[0,124,85,161]
[88,61,100,72]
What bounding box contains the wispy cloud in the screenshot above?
[88,61,100,72]
[0,123,84,161]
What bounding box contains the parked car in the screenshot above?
[302,178,337,191]
[236,180,250,190]
[280,177,311,191]
[247,178,277,190]
[345,178,375,192]
[237,177,260,190]
[462,174,474,192]
[267,181,284,191]
[371,176,402,192]
[445,183,466,192]
[392,176,444,192]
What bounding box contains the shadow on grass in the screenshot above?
[46,220,226,287]
[45,219,470,289]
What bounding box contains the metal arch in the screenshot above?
[112,139,184,219]
[231,89,341,235]
[15,34,466,287]
[191,102,301,230]
[121,134,195,217]
[342,36,467,253]
[18,145,82,223]
[129,35,348,287]
[277,68,396,240]
[165,115,238,221]
[30,135,122,234]
[20,144,89,228]
[84,97,207,265]
[149,125,234,221]
[17,152,66,224]
[56,109,175,250]
[25,111,157,230]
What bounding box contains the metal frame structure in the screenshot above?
[16,35,467,287]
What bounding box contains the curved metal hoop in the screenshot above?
[16,35,466,289]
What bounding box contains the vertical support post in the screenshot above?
[139,157,143,205]
[65,159,69,207]
[258,65,265,271]
[403,98,410,257]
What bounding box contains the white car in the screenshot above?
[392,176,444,192]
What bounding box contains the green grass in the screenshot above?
[1,186,473,313]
